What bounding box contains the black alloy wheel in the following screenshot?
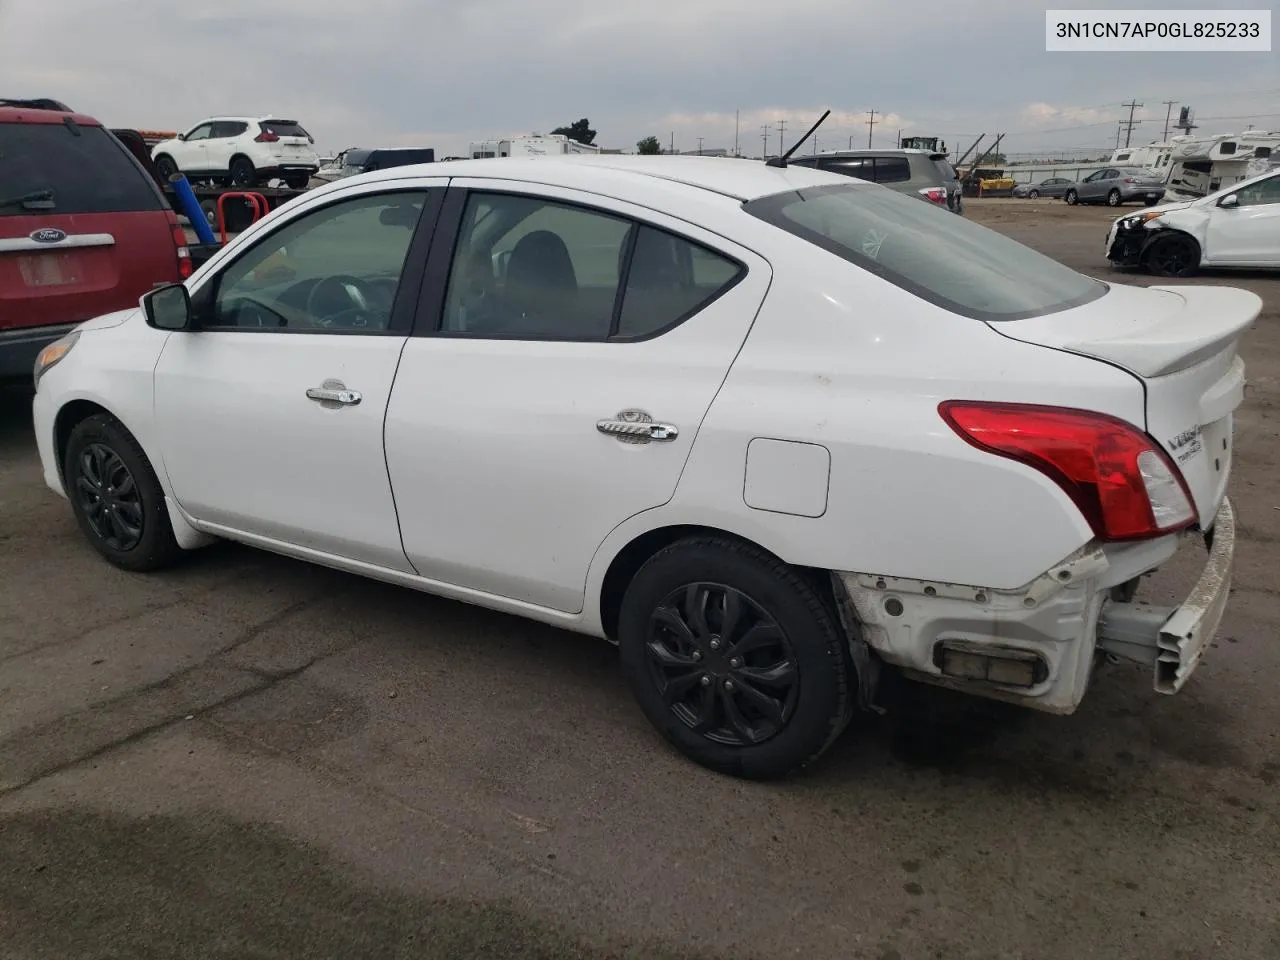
[618,536,855,780]
[74,442,144,551]
[645,582,800,746]
[63,413,183,571]
[1144,233,1200,278]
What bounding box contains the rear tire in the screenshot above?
[617,536,854,780]
[1064,189,1078,205]
[63,414,183,572]
[1144,232,1200,278]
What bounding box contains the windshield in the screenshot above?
[743,183,1106,322]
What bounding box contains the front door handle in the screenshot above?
[306,380,361,406]
[597,409,678,443]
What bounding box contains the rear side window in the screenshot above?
[212,121,248,138]
[932,157,957,180]
[616,226,742,338]
[261,120,311,140]
[872,156,911,183]
[743,183,1105,322]
[0,122,166,216]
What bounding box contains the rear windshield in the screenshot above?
[0,122,166,216]
[744,183,1105,322]
[261,120,311,140]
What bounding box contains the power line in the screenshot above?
[760,123,770,158]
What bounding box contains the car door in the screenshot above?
[152,179,444,569]
[1083,169,1113,201]
[175,122,214,174]
[1205,173,1280,265]
[205,121,247,174]
[383,181,772,613]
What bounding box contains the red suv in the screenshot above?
[0,100,191,381]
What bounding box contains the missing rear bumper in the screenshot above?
[1096,498,1235,694]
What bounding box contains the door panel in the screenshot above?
[175,123,213,173]
[153,183,444,568]
[1205,175,1280,264]
[384,181,771,612]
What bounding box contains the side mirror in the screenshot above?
[1218,194,1240,208]
[142,283,193,331]
[177,133,187,141]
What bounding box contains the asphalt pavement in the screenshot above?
[2,198,1279,960]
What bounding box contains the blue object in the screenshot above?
[169,173,216,245]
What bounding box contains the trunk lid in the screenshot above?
[988,282,1261,526]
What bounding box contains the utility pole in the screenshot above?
[1161,100,1176,141]
[760,123,770,158]
[866,109,877,148]
[734,109,740,157]
[696,137,704,156]
[776,118,787,156]
[1120,99,1142,148]
[669,131,674,155]
[1115,122,1122,150]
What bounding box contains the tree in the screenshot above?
[551,119,596,145]
[636,135,661,155]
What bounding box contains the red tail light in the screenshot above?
[938,401,1197,541]
[255,129,279,143]
[169,220,192,279]
[918,186,948,204]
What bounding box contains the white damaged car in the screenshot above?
[1107,164,1280,276]
[31,155,1259,778]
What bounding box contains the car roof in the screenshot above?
[809,148,935,156]
[0,105,101,126]
[345,154,850,202]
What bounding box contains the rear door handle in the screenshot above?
[597,410,678,443]
[306,380,361,406]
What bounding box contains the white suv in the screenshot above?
[151,116,319,189]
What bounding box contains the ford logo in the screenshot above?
[29,228,66,244]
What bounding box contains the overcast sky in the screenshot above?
[1,0,1275,159]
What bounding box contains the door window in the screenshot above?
[205,191,427,332]
[871,156,912,183]
[184,123,213,142]
[440,191,744,340]
[211,121,248,138]
[441,193,632,338]
[1232,175,1280,207]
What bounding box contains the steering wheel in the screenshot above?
[305,274,379,329]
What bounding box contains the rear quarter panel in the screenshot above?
[596,228,1150,593]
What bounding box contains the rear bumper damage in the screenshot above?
[834,498,1234,713]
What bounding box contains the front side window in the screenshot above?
[1232,174,1280,207]
[185,123,213,142]
[440,192,743,340]
[743,182,1105,322]
[206,191,426,332]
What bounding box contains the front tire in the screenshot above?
[153,155,178,181]
[1144,232,1200,278]
[1027,189,1040,199]
[1107,189,1122,206]
[63,413,183,572]
[618,537,854,780]
[1064,189,1078,205]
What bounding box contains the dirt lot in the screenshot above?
[3,198,1279,960]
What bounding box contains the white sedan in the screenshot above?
[31,156,1258,779]
[1107,165,1280,275]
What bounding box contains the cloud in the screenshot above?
[2,0,1276,160]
